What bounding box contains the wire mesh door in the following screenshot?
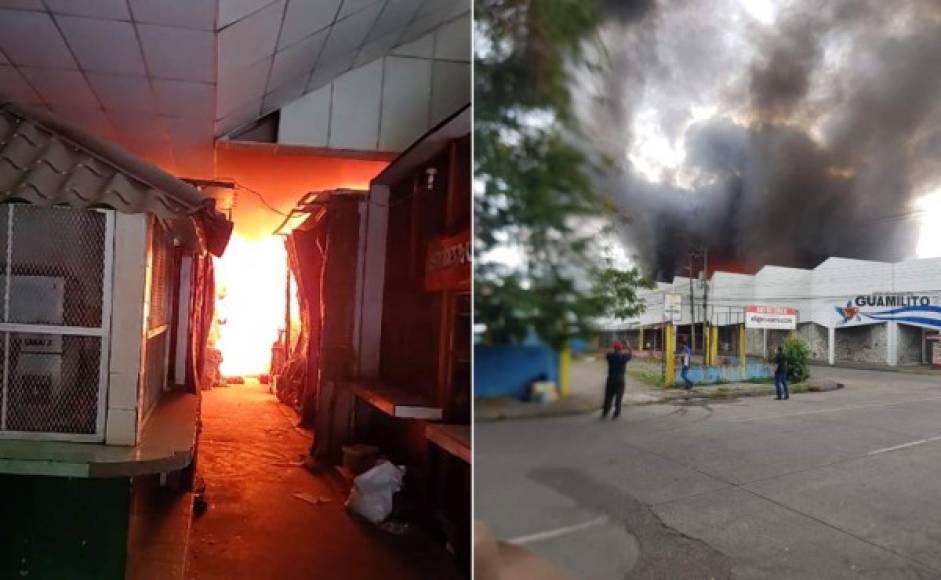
[0,205,114,441]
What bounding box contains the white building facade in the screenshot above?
[614,257,941,367]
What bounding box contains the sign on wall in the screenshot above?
[745,305,797,330]
[834,294,941,329]
[664,292,682,321]
[425,230,471,291]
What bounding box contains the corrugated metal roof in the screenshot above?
[0,102,231,255]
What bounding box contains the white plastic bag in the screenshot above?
[345,460,406,524]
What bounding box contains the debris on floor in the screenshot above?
[293,492,331,506]
[193,474,209,517]
[346,460,406,524]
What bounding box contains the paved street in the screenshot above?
[476,366,941,579]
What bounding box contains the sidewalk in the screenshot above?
[476,357,843,421]
[810,362,941,375]
[185,380,461,580]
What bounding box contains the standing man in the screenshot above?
[679,338,693,389]
[774,346,789,400]
[602,341,632,419]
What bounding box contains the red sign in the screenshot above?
[425,230,471,291]
[746,305,797,315]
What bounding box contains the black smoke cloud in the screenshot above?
[579,0,941,279]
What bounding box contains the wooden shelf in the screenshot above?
[425,423,470,464]
[351,381,443,420]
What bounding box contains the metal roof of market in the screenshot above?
[0,102,231,255]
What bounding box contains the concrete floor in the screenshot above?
[477,366,941,579]
[186,381,461,580]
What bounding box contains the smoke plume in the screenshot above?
[576,0,941,279]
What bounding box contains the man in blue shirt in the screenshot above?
[774,346,789,400]
[679,339,693,389]
[602,341,632,419]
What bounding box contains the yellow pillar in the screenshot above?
[639,327,645,351]
[739,323,747,380]
[664,324,675,387]
[559,346,571,397]
[710,326,719,365]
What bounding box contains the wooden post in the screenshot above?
[639,327,645,351]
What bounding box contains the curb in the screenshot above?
[475,380,846,421]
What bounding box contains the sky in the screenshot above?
[569,0,941,273]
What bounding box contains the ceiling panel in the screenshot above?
[1,0,469,169]
[218,0,277,29]
[19,67,100,108]
[216,57,271,119]
[0,9,77,68]
[354,29,399,67]
[404,3,467,42]
[49,105,117,140]
[308,49,356,91]
[129,0,216,31]
[215,99,263,135]
[278,0,342,50]
[392,31,433,58]
[0,1,45,9]
[365,0,421,42]
[0,65,42,104]
[57,15,146,74]
[152,80,215,119]
[138,24,215,82]
[87,73,156,113]
[262,75,307,114]
[164,116,214,146]
[218,0,284,75]
[317,2,382,63]
[44,0,131,20]
[268,28,328,92]
[337,0,381,19]
[434,12,470,61]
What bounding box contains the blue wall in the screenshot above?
[676,360,773,384]
[569,337,591,354]
[474,345,559,399]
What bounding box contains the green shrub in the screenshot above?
[783,334,810,383]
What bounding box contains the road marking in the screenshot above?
[868,436,941,456]
[506,516,609,545]
[732,395,941,423]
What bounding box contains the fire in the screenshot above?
[214,233,298,377]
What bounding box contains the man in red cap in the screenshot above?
[602,340,633,419]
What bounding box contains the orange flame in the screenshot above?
[214,233,298,376]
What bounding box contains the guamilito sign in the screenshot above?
[835,294,941,329]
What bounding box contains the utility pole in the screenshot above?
[688,254,696,356]
[703,247,709,364]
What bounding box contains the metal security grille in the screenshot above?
[148,221,171,330]
[140,219,173,420]
[141,330,167,419]
[0,205,113,441]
